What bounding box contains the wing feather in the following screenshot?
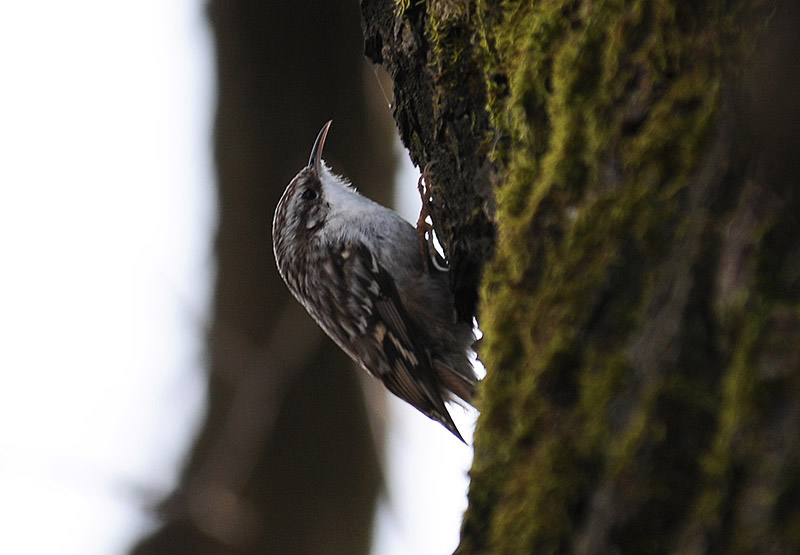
[314,241,464,441]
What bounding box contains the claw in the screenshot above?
[415,161,447,272]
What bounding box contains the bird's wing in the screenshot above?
[319,240,464,441]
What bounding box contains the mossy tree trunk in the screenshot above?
[363,0,800,552]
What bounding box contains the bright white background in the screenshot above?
[0,3,475,554]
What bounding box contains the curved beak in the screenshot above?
[308,120,333,174]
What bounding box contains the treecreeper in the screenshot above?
[272,121,477,441]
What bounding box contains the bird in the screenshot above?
[272,121,477,441]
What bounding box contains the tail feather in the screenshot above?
[435,360,477,406]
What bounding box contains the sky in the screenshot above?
[0,2,213,553]
[0,2,476,555]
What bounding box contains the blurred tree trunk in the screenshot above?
[363,0,800,552]
[132,1,393,554]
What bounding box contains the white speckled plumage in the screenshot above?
[272,122,476,441]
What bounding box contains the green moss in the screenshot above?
[395,0,412,17]
[451,0,776,552]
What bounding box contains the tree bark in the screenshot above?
[131,1,391,553]
[362,0,498,323]
[362,0,800,553]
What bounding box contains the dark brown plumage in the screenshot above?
[272,122,476,441]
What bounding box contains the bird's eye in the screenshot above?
[301,188,317,201]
